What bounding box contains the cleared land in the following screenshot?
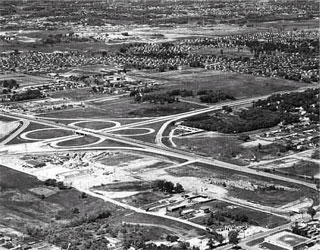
[39,97,202,119]
[129,69,308,100]
[0,73,53,87]
[167,163,319,207]
[0,120,21,140]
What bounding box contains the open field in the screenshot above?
[258,19,319,30]
[189,200,288,229]
[7,122,53,144]
[128,120,167,143]
[49,87,100,101]
[0,120,21,141]
[112,128,155,137]
[117,191,169,208]
[75,121,119,130]
[255,160,320,183]
[0,164,120,229]
[166,163,319,207]
[227,187,305,208]
[0,39,120,54]
[39,97,202,119]
[25,128,73,140]
[274,161,319,178]
[123,212,204,238]
[129,69,309,100]
[56,135,100,147]
[0,115,18,122]
[0,164,181,248]
[172,133,253,165]
[89,139,137,148]
[0,73,53,87]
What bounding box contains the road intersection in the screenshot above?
[0,87,317,248]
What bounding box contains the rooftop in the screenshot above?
[265,231,310,248]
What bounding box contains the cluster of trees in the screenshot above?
[183,108,281,133]
[124,241,199,250]
[198,90,235,103]
[44,178,68,190]
[42,33,90,45]
[0,79,19,90]
[68,209,112,227]
[134,92,178,104]
[253,89,319,121]
[132,88,235,105]
[152,180,184,194]
[168,89,194,97]
[207,232,225,248]
[129,86,161,97]
[132,88,194,103]
[206,211,249,226]
[10,89,43,102]
[183,97,306,134]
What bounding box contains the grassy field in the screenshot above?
[173,134,253,165]
[227,187,306,207]
[56,135,100,147]
[26,129,73,140]
[118,191,169,208]
[40,97,202,119]
[0,115,17,122]
[75,121,118,130]
[167,162,319,207]
[129,120,166,143]
[277,161,319,178]
[129,69,308,100]
[90,139,137,148]
[50,87,98,100]
[0,164,119,229]
[112,128,154,136]
[123,212,204,238]
[189,200,288,229]
[7,122,54,144]
[0,164,182,248]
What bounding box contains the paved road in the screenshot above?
[79,187,210,233]
[0,87,317,248]
[0,111,317,191]
[0,119,30,146]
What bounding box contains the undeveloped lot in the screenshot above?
[129,69,307,100]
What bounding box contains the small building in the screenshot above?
[24,160,46,168]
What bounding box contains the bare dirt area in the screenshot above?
[166,163,319,208]
[0,120,21,141]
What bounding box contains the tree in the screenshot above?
[228,230,240,245]
[175,183,184,193]
[207,238,215,249]
[214,233,224,244]
[307,207,316,219]
[206,216,214,226]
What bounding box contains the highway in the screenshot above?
[0,87,317,248]
[0,119,30,147]
[1,88,318,192]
